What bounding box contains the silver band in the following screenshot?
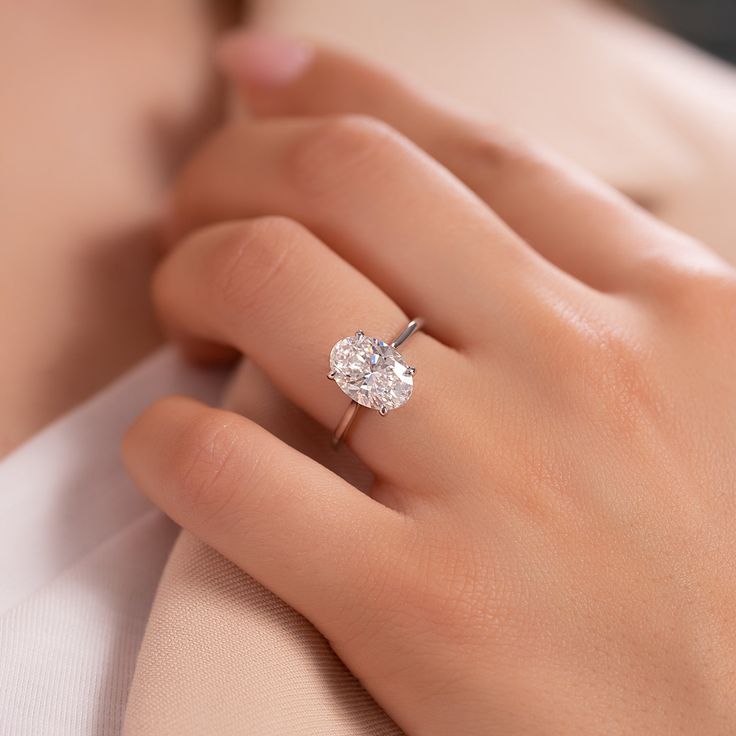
[331,318,423,447]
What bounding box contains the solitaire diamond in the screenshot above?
[329,331,414,413]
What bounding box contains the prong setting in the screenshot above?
[330,319,422,447]
[329,329,415,413]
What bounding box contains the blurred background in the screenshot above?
[627,0,736,62]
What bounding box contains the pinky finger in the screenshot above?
[123,396,406,639]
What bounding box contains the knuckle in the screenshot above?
[286,114,402,196]
[579,322,663,431]
[209,218,301,317]
[549,306,664,432]
[660,262,736,325]
[171,411,246,522]
[459,121,543,177]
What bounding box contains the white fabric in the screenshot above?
[0,348,226,735]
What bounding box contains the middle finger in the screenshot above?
[168,115,576,349]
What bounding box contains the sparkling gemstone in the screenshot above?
[329,332,414,412]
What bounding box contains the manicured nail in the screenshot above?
[216,31,313,87]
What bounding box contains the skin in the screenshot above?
[124,39,736,734]
[3,0,736,456]
[0,0,233,456]
[253,0,736,251]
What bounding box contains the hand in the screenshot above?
[124,35,736,735]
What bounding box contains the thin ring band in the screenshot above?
[331,318,424,447]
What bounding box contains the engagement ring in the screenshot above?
[328,318,423,446]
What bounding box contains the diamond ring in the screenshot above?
[328,318,423,447]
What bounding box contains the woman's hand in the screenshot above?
[124,36,736,735]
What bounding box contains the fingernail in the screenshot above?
[216,31,313,87]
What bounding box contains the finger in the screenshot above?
[223,360,376,500]
[168,112,580,349]
[123,395,407,644]
[155,216,466,485]
[216,32,723,293]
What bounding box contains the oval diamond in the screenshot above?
[329,332,414,412]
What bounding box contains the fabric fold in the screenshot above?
[123,532,401,735]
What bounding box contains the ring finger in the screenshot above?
[155,216,467,486]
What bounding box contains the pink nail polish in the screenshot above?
[216,31,313,87]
